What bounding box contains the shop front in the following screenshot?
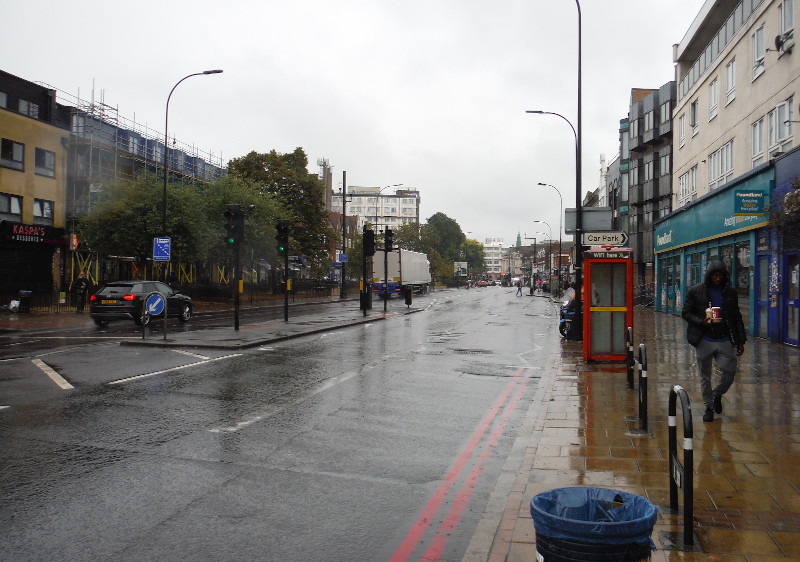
[0,220,66,300]
[653,167,773,339]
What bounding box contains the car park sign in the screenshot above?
[582,231,629,247]
[153,237,171,262]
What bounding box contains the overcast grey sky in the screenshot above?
[2,0,704,245]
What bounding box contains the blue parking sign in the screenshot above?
[153,237,171,261]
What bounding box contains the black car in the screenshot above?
[89,281,192,326]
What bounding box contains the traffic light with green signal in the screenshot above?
[224,204,243,246]
[275,220,290,255]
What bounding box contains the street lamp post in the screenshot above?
[163,69,223,236]
[523,0,582,340]
[537,183,564,295]
[532,220,553,284]
[371,183,403,231]
[526,106,582,337]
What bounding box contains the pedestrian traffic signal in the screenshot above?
[224,204,243,246]
[275,219,290,255]
[384,228,394,251]
[364,228,375,257]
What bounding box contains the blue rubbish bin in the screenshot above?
[530,487,657,561]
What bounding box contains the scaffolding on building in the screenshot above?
[36,81,226,222]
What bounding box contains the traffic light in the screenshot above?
[275,219,290,255]
[384,228,394,252]
[224,204,242,246]
[364,228,375,257]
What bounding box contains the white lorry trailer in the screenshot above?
[372,248,431,297]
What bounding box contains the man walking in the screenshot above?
[681,261,746,422]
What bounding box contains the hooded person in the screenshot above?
[681,260,746,422]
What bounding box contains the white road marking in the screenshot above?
[108,354,241,385]
[210,360,382,433]
[173,349,211,360]
[0,405,10,411]
[31,359,74,390]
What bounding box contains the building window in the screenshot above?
[0,192,22,221]
[679,114,686,146]
[660,101,671,125]
[768,97,794,155]
[690,99,699,134]
[0,138,24,171]
[34,148,56,178]
[0,91,7,108]
[709,78,718,119]
[18,99,39,119]
[679,165,697,205]
[781,0,795,36]
[753,25,765,79]
[629,118,639,138]
[753,118,765,166]
[644,111,654,132]
[660,153,670,176]
[644,159,654,182]
[33,199,54,226]
[709,140,735,189]
[725,58,736,104]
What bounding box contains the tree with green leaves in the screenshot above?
[78,173,209,273]
[462,238,486,275]
[228,148,335,275]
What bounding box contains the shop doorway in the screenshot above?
[756,255,769,339]
[785,253,799,346]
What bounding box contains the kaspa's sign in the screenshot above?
[734,190,766,216]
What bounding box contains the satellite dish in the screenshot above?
[776,34,784,51]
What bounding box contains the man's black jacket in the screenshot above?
[681,260,747,347]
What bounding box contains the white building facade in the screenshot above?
[672,0,797,207]
[331,186,420,233]
[482,237,507,279]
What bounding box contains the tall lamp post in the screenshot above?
[526,106,582,338]
[537,183,563,294]
[163,69,223,236]
[532,220,553,283]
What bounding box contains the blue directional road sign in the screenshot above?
[145,293,165,316]
[153,237,171,262]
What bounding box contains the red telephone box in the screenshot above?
[583,247,634,362]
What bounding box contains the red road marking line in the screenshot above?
[389,368,528,562]
[421,371,531,560]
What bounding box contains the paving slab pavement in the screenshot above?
[481,305,800,561]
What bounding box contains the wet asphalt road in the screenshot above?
[0,287,560,561]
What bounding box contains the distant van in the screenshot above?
[511,277,520,285]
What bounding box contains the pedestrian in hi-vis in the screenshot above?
[681,261,747,422]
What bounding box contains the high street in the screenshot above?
[5,287,800,560]
[1,286,556,561]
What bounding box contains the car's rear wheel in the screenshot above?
[93,318,108,327]
[178,303,192,322]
